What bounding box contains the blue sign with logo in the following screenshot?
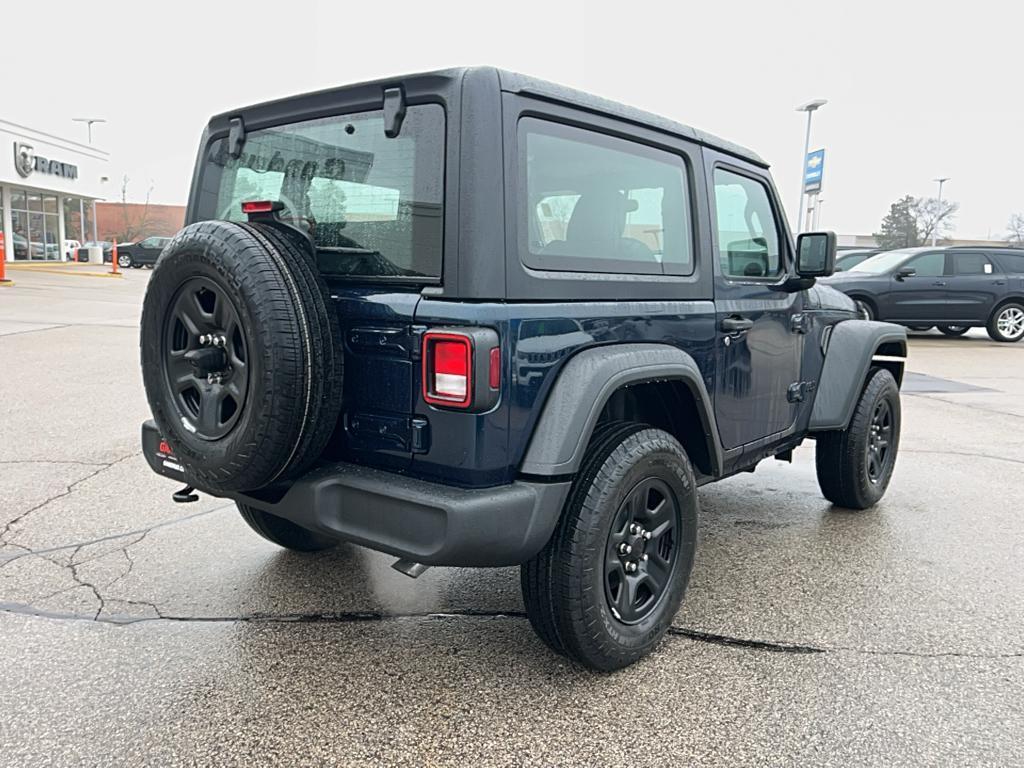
[804,149,825,193]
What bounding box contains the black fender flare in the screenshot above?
[519,344,724,477]
[809,320,907,431]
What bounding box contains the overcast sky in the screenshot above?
[5,0,1021,238]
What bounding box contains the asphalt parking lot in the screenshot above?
[1,265,1022,766]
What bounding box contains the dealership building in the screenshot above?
[1,119,109,262]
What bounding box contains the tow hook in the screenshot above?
[172,485,199,503]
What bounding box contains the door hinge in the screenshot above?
[791,313,810,334]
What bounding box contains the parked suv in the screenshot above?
[107,236,172,268]
[139,68,907,670]
[824,246,1024,342]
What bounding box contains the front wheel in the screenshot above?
[938,325,969,337]
[117,253,133,269]
[521,423,697,671]
[237,503,338,552]
[815,368,901,510]
[854,299,875,321]
[987,303,1024,343]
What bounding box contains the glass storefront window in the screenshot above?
[63,196,84,242]
[44,214,60,259]
[11,189,26,211]
[27,193,42,212]
[12,210,28,259]
[43,195,58,214]
[83,200,95,243]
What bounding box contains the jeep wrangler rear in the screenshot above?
[140,68,907,670]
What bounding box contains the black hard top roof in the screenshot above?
[494,68,767,167]
[212,66,767,168]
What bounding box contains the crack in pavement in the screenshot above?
[0,600,1020,660]
[905,392,1024,422]
[0,504,232,568]
[0,452,142,548]
[901,449,1024,467]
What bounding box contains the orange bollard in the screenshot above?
[73,247,79,263]
[0,233,12,287]
[109,240,120,276]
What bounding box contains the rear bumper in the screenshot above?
[142,421,570,567]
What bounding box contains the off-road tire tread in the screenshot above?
[140,220,343,492]
[522,422,697,671]
[815,368,900,509]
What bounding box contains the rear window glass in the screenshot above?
[520,118,694,275]
[198,104,445,279]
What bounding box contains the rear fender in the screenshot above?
[520,344,723,477]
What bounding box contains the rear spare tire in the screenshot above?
[140,220,343,492]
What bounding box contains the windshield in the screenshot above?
[197,104,445,279]
[848,249,919,274]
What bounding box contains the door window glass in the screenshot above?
[521,118,694,275]
[713,169,782,279]
[904,251,945,277]
[952,252,991,275]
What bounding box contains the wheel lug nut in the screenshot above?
[642,554,649,561]
[625,562,637,573]
[619,543,631,555]
[629,523,640,535]
[642,530,652,540]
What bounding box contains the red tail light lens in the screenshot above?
[423,333,472,407]
[241,200,276,214]
[488,347,501,389]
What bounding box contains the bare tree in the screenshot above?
[913,196,959,244]
[115,175,156,242]
[1006,213,1024,245]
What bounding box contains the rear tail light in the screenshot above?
[422,329,500,410]
[424,333,472,406]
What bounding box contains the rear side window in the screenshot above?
[952,252,993,275]
[993,251,1024,274]
[520,118,694,275]
[713,168,782,279]
[200,104,445,279]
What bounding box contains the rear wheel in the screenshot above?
[237,503,337,552]
[521,423,697,671]
[815,368,901,510]
[938,325,969,337]
[987,303,1024,343]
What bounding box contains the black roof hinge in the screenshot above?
[382,86,406,138]
[227,116,246,158]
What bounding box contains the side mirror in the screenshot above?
[795,231,837,278]
[895,267,916,280]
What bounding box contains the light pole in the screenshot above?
[72,118,106,144]
[931,177,950,246]
[795,99,827,233]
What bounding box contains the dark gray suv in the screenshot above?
[823,246,1024,342]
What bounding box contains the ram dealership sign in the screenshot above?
[14,142,78,180]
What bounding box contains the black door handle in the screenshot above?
[994,280,1006,285]
[721,316,754,333]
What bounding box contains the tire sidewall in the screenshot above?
[853,371,902,506]
[140,223,310,490]
[573,431,697,664]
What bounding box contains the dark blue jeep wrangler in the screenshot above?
[139,68,907,670]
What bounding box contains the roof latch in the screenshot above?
[227,116,246,158]
[382,87,406,138]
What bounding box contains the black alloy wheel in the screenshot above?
[605,478,679,624]
[163,276,249,441]
[865,398,894,485]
